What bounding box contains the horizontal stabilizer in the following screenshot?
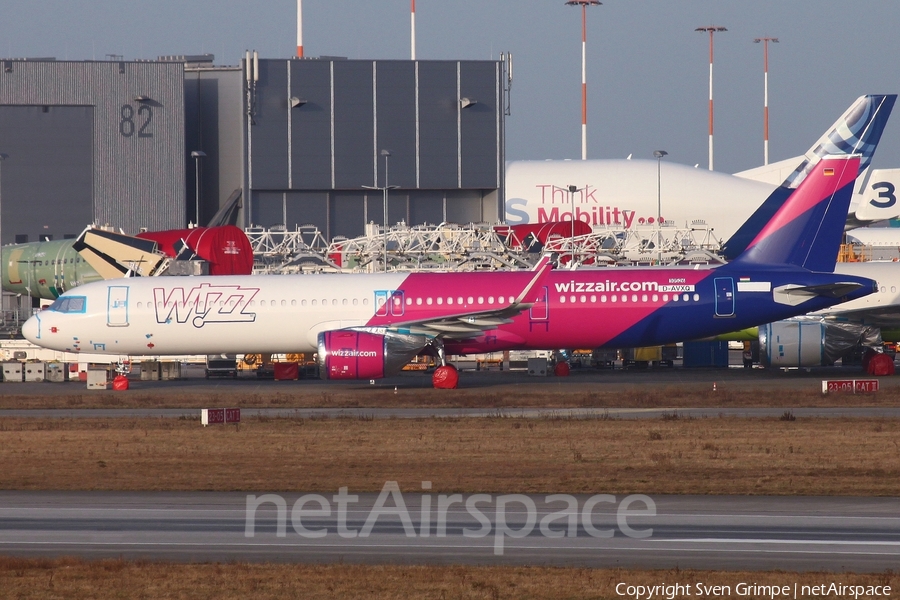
[773,282,865,306]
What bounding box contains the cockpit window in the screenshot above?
[47,296,86,313]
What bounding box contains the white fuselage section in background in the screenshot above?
[505,159,777,240]
[504,159,895,246]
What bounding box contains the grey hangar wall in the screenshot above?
[240,58,504,239]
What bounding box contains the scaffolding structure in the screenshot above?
[246,221,725,274]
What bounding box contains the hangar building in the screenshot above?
[0,58,186,244]
[190,56,505,239]
[0,55,506,244]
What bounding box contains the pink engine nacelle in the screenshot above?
[317,329,429,380]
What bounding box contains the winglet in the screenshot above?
[733,155,860,272]
[513,255,554,306]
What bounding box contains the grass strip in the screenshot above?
[3,381,900,410]
[0,558,896,599]
[1,416,898,495]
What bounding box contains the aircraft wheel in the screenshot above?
[432,364,459,389]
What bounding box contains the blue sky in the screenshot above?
[4,1,898,173]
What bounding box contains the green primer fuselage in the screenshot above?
[1,240,103,300]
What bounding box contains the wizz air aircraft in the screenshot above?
[23,156,876,388]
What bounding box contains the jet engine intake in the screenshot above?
[317,329,430,380]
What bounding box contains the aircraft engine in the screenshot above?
[317,329,430,380]
[759,319,881,368]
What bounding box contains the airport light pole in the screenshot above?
[566,0,601,160]
[297,0,304,58]
[754,37,778,165]
[567,185,579,241]
[411,0,417,60]
[566,184,586,263]
[696,26,727,170]
[363,150,399,272]
[653,150,668,264]
[191,151,206,227]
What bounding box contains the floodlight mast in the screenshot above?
[566,1,601,160]
[296,0,303,57]
[695,26,727,170]
[411,0,417,60]
[754,37,779,165]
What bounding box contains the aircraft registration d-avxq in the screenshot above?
[23,156,876,388]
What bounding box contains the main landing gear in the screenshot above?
[428,338,459,389]
[432,364,459,389]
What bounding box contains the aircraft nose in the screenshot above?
[21,315,40,344]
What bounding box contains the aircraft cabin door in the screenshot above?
[107,285,130,326]
[714,277,735,317]
[529,286,549,332]
[374,290,405,317]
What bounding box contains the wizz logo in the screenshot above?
[153,283,260,328]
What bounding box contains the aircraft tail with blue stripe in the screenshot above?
[731,155,860,272]
[722,94,896,259]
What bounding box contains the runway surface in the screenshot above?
[4,406,900,419]
[0,492,898,571]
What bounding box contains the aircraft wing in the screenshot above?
[389,256,553,339]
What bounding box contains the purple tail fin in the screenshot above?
[733,156,860,272]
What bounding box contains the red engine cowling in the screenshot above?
[317,330,428,380]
